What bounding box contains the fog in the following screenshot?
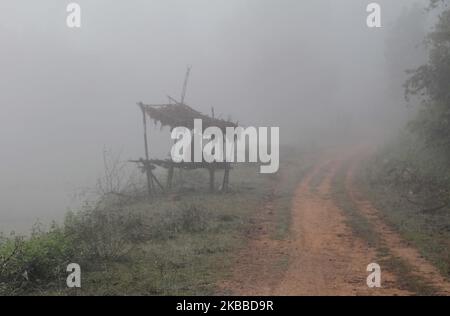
[0,0,429,232]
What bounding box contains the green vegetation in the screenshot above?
[0,148,309,295]
[356,0,450,281]
[0,225,74,295]
[358,141,450,280]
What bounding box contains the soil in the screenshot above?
[219,153,450,295]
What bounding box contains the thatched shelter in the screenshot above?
[134,101,237,194]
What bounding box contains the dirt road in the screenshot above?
[220,154,450,295]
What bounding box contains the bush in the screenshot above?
[0,194,213,294]
[64,207,144,261]
[0,225,74,295]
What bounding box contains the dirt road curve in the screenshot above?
[220,155,450,295]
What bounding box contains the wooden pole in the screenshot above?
[150,171,165,191]
[140,104,153,196]
[180,66,191,105]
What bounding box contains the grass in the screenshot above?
[331,161,439,295]
[308,162,330,194]
[0,147,310,295]
[358,150,450,281]
[80,185,267,295]
[271,155,316,240]
[43,165,271,295]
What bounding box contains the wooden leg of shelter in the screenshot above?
[150,171,165,192]
[140,104,153,197]
[145,167,153,196]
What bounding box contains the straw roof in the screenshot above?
[138,102,237,131]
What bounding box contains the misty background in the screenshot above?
[0,0,430,232]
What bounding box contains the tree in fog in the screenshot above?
[385,3,428,102]
[405,1,450,152]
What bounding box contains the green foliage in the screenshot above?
[405,6,450,151]
[0,156,306,295]
[408,102,450,152]
[0,225,74,295]
[365,4,450,271]
[429,0,448,9]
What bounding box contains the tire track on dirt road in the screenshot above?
[346,159,450,295]
[273,157,408,295]
[220,156,410,295]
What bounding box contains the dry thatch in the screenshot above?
[138,102,237,131]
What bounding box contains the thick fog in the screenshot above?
[0,0,429,232]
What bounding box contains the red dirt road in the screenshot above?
[219,155,450,295]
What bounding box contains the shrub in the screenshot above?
[64,207,143,261]
[0,225,74,295]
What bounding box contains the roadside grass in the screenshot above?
[11,165,270,296]
[270,153,316,240]
[79,176,270,296]
[332,162,380,247]
[331,161,439,295]
[358,150,450,281]
[308,162,330,194]
[0,147,310,295]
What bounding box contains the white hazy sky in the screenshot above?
[0,0,426,232]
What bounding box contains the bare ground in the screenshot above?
[218,153,450,295]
